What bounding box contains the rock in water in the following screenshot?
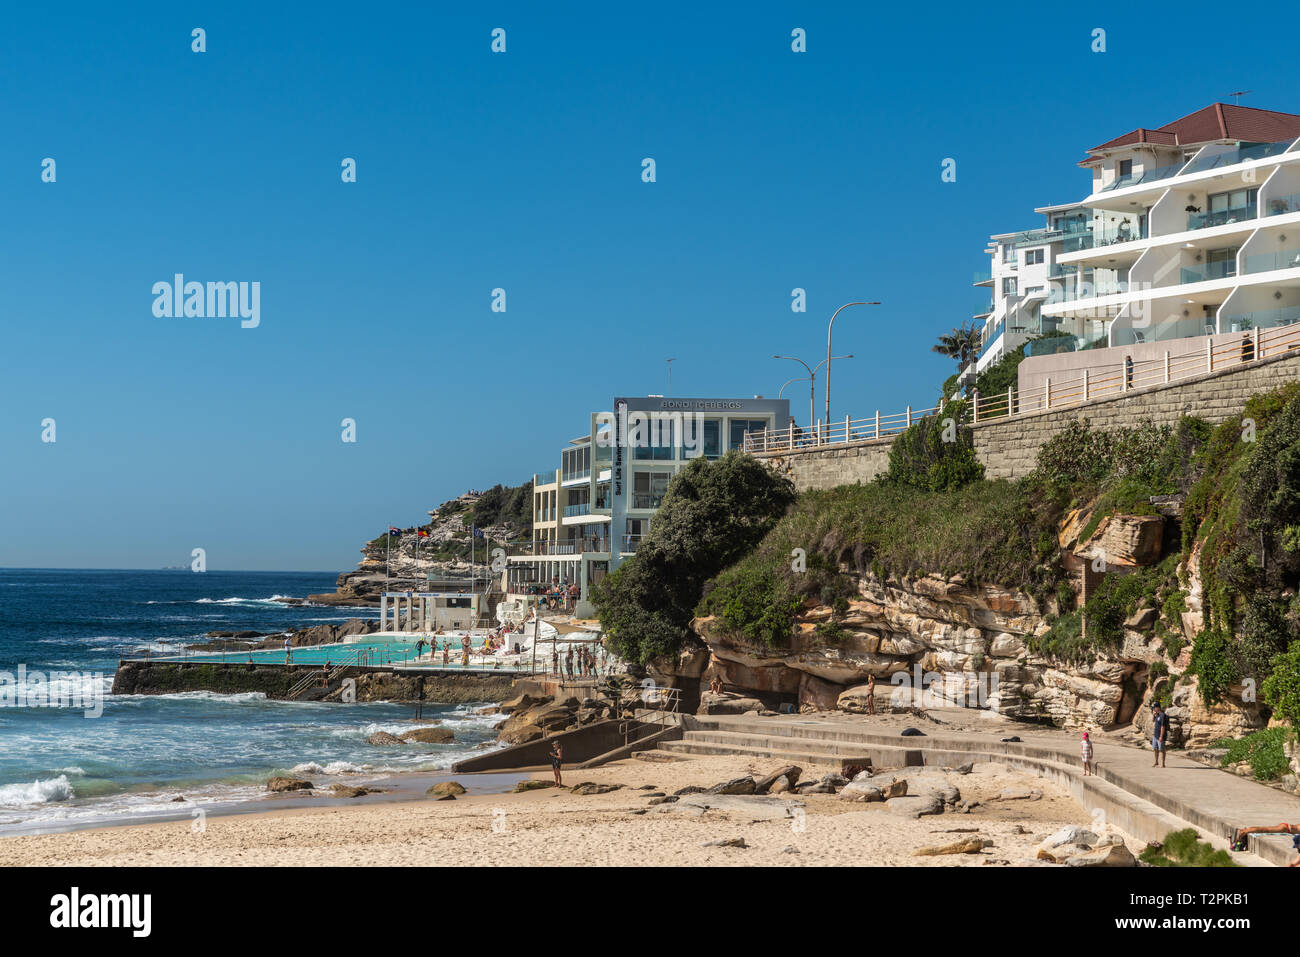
[266,777,313,792]
[427,781,466,799]
[366,731,404,747]
[400,727,455,744]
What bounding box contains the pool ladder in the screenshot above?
[285,650,363,700]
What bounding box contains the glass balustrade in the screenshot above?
[1188,203,1256,230]
[1180,260,1237,283]
[1244,247,1300,274]
[1220,306,1300,330]
[1266,193,1300,217]
[1183,140,1296,175]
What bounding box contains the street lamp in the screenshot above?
[773,354,853,430]
[825,301,880,425]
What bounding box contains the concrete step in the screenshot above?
[684,729,923,764]
[660,733,923,769]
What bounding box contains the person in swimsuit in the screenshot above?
[550,740,563,786]
[1232,823,1300,864]
[866,674,876,715]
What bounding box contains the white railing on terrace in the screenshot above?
[743,322,1300,453]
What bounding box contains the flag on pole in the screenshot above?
[417,529,429,538]
[388,526,400,537]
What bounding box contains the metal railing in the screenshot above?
[745,321,1300,451]
[286,649,364,700]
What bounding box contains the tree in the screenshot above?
[593,451,796,664]
[931,321,983,370]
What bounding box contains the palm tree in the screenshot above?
[931,321,983,369]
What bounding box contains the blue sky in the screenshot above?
[1,1,1290,570]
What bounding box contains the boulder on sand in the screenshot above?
[697,692,765,715]
[755,766,802,794]
[706,776,757,795]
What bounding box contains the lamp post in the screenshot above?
[825,301,880,425]
[773,354,853,429]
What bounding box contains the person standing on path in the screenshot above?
[1081,731,1094,776]
[284,637,292,665]
[1151,703,1169,767]
[866,674,876,715]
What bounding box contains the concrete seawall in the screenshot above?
[111,660,518,704]
[758,350,1300,490]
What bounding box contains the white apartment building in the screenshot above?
[503,395,789,618]
[973,103,1300,377]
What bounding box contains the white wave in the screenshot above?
[59,767,86,776]
[0,775,74,807]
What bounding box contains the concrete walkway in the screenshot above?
[656,709,1300,866]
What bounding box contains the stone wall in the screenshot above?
[754,351,1300,489]
[759,437,893,491]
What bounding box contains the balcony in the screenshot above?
[561,468,591,483]
[632,492,665,510]
[1098,161,1186,193]
[1189,203,1256,230]
[563,503,590,518]
[1220,305,1300,330]
[1244,247,1300,274]
[1183,139,1296,176]
[978,319,1005,358]
[1267,193,1300,217]
[1049,263,1078,279]
[1180,260,1237,284]
[1023,331,1109,356]
[622,535,643,553]
[974,300,994,317]
[1062,223,1146,252]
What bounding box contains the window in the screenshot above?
[1002,278,1018,296]
[632,417,676,461]
[1024,249,1044,265]
[1118,159,1133,178]
[728,419,769,450]
[632,472,670,509]
[701,420,721,459]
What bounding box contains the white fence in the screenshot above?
[743,322,1300,453]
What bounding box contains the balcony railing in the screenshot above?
[1189,203,1256,230]
[1183,139,1296,176]
[1267,193,1300,217]
[978,319,1005,358]
[564,503,590,517]
[1220,306,1300,331]
[974,300,994,317]
[1244,247,1300,274]
[632,492,665,510]
[1098,161,1187,192]
[561,468,591,483]
[1062,224,1145,252]
[1180,260,1237,284]
[622,535,643,552]
[1049,263,1078,278]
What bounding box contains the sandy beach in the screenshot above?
[0,750,1138,867]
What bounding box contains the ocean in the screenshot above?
[0,568,506,834]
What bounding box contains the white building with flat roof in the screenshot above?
[504,395,789,618]
[971,103,1300,380]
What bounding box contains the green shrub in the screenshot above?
[1263,642,1300,728]
[1139,828,1237,867]
[882,401,985,493]
[1213,727,1293,781]
[1188,627,1241,706]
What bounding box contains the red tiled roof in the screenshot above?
[1083,103,1300,156]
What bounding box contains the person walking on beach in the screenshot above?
[550,740,563,787]
[1081,731,1094,776]
[1151,702,1169,767]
